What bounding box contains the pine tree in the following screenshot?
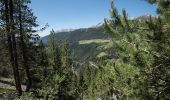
[3,0,22,95]
[47,29,61,73]
[61,41,72,74]
[0,28,10,77]
[13,0,39,92]
[57,41,73,99]
[104,0,170,99]
[17,0,33,92]
[39,40,48,78]
[0,0,39,95]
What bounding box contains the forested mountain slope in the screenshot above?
[41,26,113,62]
[41,15,155,62]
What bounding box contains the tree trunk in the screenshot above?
[18,0,32,92]
[8,0,22,95]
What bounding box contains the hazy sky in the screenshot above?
[30,0,157,37]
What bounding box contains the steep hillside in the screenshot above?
[41,26,113,62]
[41,26,109,44]
[41,15,156,62]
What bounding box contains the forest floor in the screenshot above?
[0,78,26,92]
[0,78,26,99]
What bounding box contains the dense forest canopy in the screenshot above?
[0,0,169,100]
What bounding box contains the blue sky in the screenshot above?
[30,0,157,37]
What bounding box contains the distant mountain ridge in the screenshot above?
[41,25,108,45]
[41,15,157,62]
[41,25,112,62]
[41,14,157,44]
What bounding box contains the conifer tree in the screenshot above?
[104,0,170,99]
[17,0,36,91]
[61,41,72,74]
[0,0,39,95]
[39,40,48,78]
[47,29,61,73]
[57,41,73,99]
[3,0,22,95]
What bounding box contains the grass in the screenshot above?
[79,39,111,45]
[97,52,108,58]
[0,88,15,93]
